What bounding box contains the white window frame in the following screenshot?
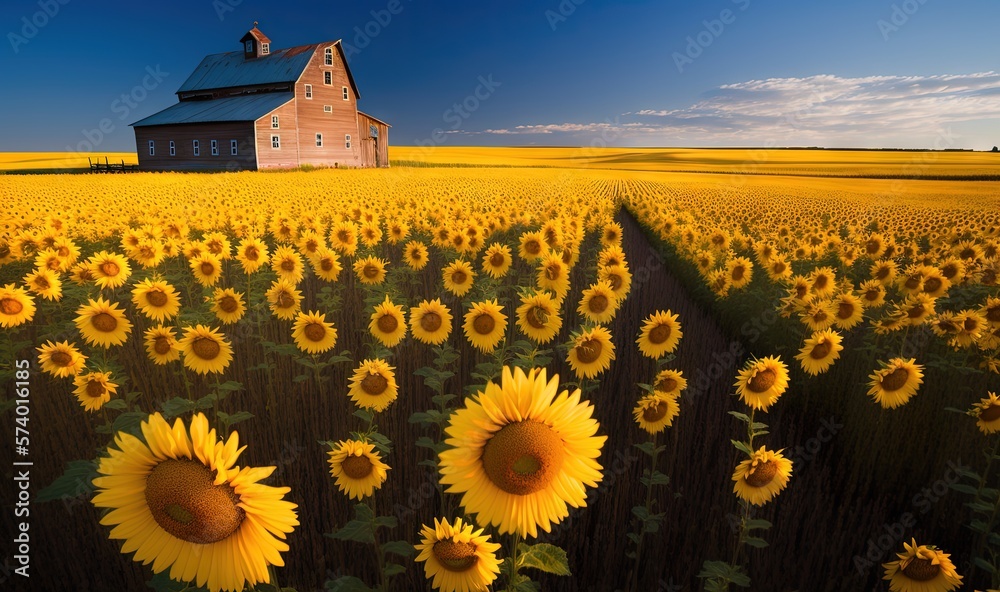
[316,133,323,147]
[211,140,219,156]
[344,134,351,149]
[324,71,332,86]
[342,86,349,101]
[324,105,332,113]
[148,140,155,156]
[271,135,280,149]
[193,140,200,156]
[231,140,238,156]
[169,141,175,156]
[261,43,269,55]
[271,115,279,129]
[304,84,312,99]
[324,47,333,66]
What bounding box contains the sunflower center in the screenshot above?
[200,262,215,276]
[321,259,334,271]
[451,271,467,285]
[960,247,976,260]
[304,323,327,342]
[212,296,237,315]
[145,289,168,307]
[0,297,24,315]
[772,261,786,274]
[980,404,1000,423]
[433,539,479,572]
[34,276,50,289]
[648,324,671,345]
[879,367,910,392]
[86,380,106,398]
[526,306,547,329]
[744,460,778,487]
[964,317,979,332]
[473,313,496,335]
[337,230,350,243]
[145,459,244,545]
[746,368,777,393]
[904,275,921,290]
[341,454,374,479]
[361,373,388,395]
[865,239,881,254]
[377,314,399,334]
[409,250,422,261]
[245,246,259,261]
[420,311,443,333]
[985,306,1000,323]
[588,294,609,314]
[482,420,565,495]
[154,336,173,355]
[276,292,294,309]
[490,253,505,267]
[545,264,561,280]
[100,262,120,277]
[923,277,942,294]
[50,351,73,367]
[809,340,832,360]
[865,288,881,301]
[901,557,941,582]
[837,303,855,319]
[607,274,622,291]
[191,337,221,361]
[363,264,379,278]
[642,401,669,423]
[812,310,828,323]
[92,312,118,333]
[731,266,745,281]
[280,259,296,272]
[575,339,603,364]
[813,275,828,290]
[525,240,541,255]
[656,377,678,393]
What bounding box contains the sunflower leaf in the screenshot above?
[160,397,197,419]
[329,504,376,544]
[731,440,754,457]
[103,399,128,410]
[112,411,148,437]
[516,542,572,576]
[745,518,772,531]
[381,540,415,558]
[973,557,998,574]
[148,571,208,591]
[218,411,253,429]
[323,575,373,592]
[37,459,98,503]
[743,536,769,548]
[728,411,751,423]
[948,482,980,496]
[381,563,406,577]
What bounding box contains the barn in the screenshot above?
[131,25,390,171]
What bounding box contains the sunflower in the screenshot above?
[463,300,508,353]
[832,292,865,329]
[516,291,562,344]
[178,324,233,375]
[36,340,87,378]
[410,299,453,345]
[482,243,512,278]
[518,231,546,262]
[950,309,987,349]
[536,252,570,299]
[75,297,132,348]
[329,221,359,256]
[732,446,793,506]
[24,268,62,301]
[972,392,1000,434]
[868,358,924,409]
[438,366,606,537]
[882,539,963,592]
[132,279,182,322]
[271,246,305,284]
[210,288,247,325]
[327,439,390,501]
[566,326,615,379]
[800,300,837,332]
[808,266,836,298]
[266,279,302,320]
[653,369,687,397]
[636,310,683,359]
[291,310,338,354]
[202,232,232,260]
[443,259,476,297]
[88,250,131,290]
[348,358,399,411]
[144,325,180,365]
[311,248,342,282]
[190,252,223,287]
[859,279,887,308]
[578,280,618,324]
[236,237,269,274]
[415,517,502,592]
[795,329,844,376]
[354,256,388,285]
[370,295,408,347]
[92,413,299,592]
[360,221,383,248]
[73,371,118,412]
[733,356,789,411]
[600,221,623,247]
[404,241,430,271]
[599,264,632,301]
[386,220,409,244]
[633,391,680,434]
[726,257,754,290]
[598,244,627,269]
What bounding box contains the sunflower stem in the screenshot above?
[505,530,522,591]
[630,430,660,592]
[368,495,389,592]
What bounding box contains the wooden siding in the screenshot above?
[134,122,257,171]
[293,44,362,167]
[255,100,300,169]
[358,113,390,168]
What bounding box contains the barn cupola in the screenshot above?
[240,22,271,60]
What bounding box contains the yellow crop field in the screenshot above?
[2,149,999,592]
[0,152,137,171]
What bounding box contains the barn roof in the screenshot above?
[358,111,392,127]
[130,93,293,127]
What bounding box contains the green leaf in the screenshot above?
[112,411,147,437]
[948,483,980,495]
[37,459,98,503]
[731,440,754,457]
[728,411,751,423]
[328,504,375,544]
[634,441,665,456]
[516,542,571,576]
[354,408,374,424]
[374,514,398,529]
[147,571,207,591]
[211,380,244,393]
[160,397,196,419]
[640,470,671,486]
[743,536,769,548]
[381,563,406,577]
[102,399,128,411]
[195,393,217,410]
[973,556,998,574]
[381,540,416,558]
[324,576,373,592]
[218,411,254,429]
[745,518,772,531]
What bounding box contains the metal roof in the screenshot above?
[358,111,392,127]
[130,93,293,127]
[177,44,319,93]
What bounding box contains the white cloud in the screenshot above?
[473,73,1000,147]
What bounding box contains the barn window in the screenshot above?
[169,141,175,156]
[211,140,219,156]
[271,115,279,129]
[324,71,332,86]
[193,140,200,156]
[148,140,155,156]
[231,140,238,156]
[324,47,333,66]
[342,86,349,100]
[316,133,323,147]
[271,135,280,149]
[304,84,312,99]
[261,43,269,55]
[245,40,253,53]
[324,105,332,113]
[345,134,352,149]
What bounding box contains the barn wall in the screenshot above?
[134,123,257,171]
[255,100,300,169]
[357,114,390,168]
[294,44,362,167]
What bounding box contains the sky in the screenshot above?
[2,0,1000,151]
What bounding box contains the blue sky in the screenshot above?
[2,0,999,150]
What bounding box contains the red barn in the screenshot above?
[131,25,390,171]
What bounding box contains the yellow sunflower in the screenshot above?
[210,288,247,325]
[236,237,269,274]
[859,279,887,308]
[599,264,632,301]
[291,310,338,354]
[75,297,132,348]
[566,326,616,379]
[795,329,844,376]
[329,221,359,256]
[271,246,305,284]
[347,358,399,412]
[726,257,754,290]
[882,539,963,592]
[88,250,132,290]
[443,259,476,297]
[482,243,512,278]
[518,230,546,262]
[536,252,570,299]
[636,310,683,359]
[410,299,453,345]
[144,325,180,365]
[414,517,502,592]
[266,279,302,320]
[178,324,233,375]
[404,241,430,271]
[369,295,408,347]
[972,392,1000,434]
[190,252,223,287]
[832,292,865,329]
[36,340,87,378]
[438,366,606,537]
[633,392,680,434]
[354,256,388,285]
[516,291,562,344]
[132,279,182,322]
[732,446,793,506]
[868,358,924,409]
[578,280,618,324]
[92,413,299,592]
[808,266,837,298]
[24,267,62,301]
[653,369,687,397]
[327,439,390,501]
[0,283,36,328]
[600,221,623,248]
[73,371,118,412]
[463,299,508,353]
[733,356,789,411]
[311,248,342,282]
[800,300,837,332]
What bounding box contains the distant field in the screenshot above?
[0,152,137,172]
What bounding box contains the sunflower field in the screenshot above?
[1,157,999,592]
